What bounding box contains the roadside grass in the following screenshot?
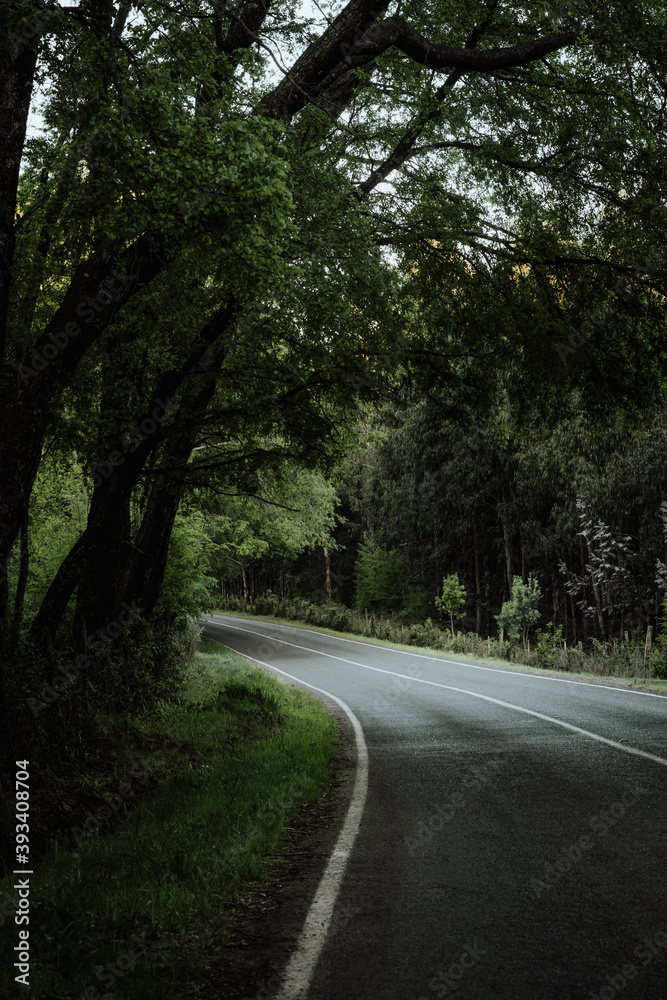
[1,639,335,999]
[213,610,667,696]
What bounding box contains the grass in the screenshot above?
[214,609,667,695]
[0,639,336,999]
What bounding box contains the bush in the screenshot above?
[496,575,541,649]
[534,622,564,669]
[649,648,667,679]
[449,634,465,654]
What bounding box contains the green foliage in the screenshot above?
[434,573,467,635]
[341,395,667,650]
[534,621,565,668]
[654,600,667,652]
[6,454,89,631]
[496,575,542,649]
[202,465,339,594]
[161,510,218,617]
[353,540,408,613]
[400,585,432,622]
[651,600,667,678]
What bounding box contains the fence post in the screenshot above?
[644,625,653,661]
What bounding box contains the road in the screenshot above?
[201,614,667,1000]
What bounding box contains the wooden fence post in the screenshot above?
[644,625,653,661]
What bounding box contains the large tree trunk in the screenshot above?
[117,432,204,620]
[71,485,134,649]
[42,326,234,648]
[118,480,181,619]
[29,531,93,657]
[0,0,38,775]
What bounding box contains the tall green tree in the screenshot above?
[435,574,467,636]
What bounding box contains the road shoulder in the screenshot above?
[187,666,359,1000]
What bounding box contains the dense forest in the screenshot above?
[237,400,667,646]
[1,0,667,786]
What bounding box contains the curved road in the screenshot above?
[201,614,667,1000]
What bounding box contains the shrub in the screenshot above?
[496,575,541,649]
[534,621,564,668]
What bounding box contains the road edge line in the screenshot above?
[208,637,369,1000]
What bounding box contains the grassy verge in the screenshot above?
[1,638,335,999]
[214,609,667,695]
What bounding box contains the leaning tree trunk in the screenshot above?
[28,530,95,664]
[71,482,134,651]
[0,235,169,647]
[117,435,201,620]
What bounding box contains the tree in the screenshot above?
[496,575,542,649]
[435,574,467,636]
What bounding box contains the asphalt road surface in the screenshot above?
[201,614,667,1000]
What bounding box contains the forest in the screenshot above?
[2,0,667,790]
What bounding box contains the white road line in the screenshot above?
[207,619,667,770]
[204,614,666,699]
[214,643,369,1000]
